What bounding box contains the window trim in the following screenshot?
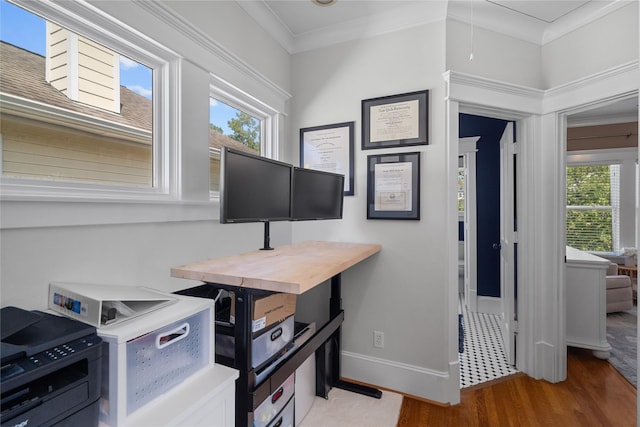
[1,0,179,202]
[209,73,282,200]
[0,0,291,229]
[566,148,637,252]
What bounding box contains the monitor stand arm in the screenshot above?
[260,221,274,251]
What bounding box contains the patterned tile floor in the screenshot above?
[459,298,518,388]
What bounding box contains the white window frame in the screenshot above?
[566,147,637,252]
[209,73,281,200]
[1,0,179,202]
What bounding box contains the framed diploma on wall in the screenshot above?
[300,121,355,196]
[367,152,420,220]
[361,90,428,150]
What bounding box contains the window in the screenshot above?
[209,75,280,198]
[0,0,175,199]
[457,167,465,213]
[566,164,620,252]
[209,98,261,193]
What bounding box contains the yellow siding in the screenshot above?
[77,92,113,111]
[1,116,152,187]
[210,157,220,192]
[78,52,114,77]
[78,67,115,90]
[78,78,114,99]
[49,42,68,58]
[48,65,69,82]
[78,39,115,66]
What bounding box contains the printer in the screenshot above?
[1,306,103,427]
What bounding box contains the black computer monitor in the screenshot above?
[291,167,344,221]
[220,147,293,249]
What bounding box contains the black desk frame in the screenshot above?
[207,273,381,427]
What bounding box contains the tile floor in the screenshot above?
[459,297,518,388]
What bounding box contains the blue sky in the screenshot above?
[0,0,238,134]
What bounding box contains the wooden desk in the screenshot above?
[172,240,381,427]
[617,265,637,279]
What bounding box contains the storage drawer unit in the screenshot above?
[267,396,294,427]
[98,295,214,426]
[254,373,294,427]
[217,315,295,369]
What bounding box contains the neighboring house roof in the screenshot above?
[209,127,258,154]
[0,41,151,131]
[1,41,259,153]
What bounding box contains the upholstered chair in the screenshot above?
[606,263,633,313]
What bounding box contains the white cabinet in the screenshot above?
[565,246,611,359]
[120,364,238,427]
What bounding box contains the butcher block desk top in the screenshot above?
[171,240,381,295]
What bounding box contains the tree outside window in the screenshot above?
[566,164,620,252]
[209,97,261,193]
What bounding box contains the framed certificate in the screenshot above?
[361,90,428,150]
[300,121,355,196]
[367,152,420,220]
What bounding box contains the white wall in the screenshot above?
[446,19,544,89]
[291,22,453,401]
[0,2,292,307]
[542,1,639,88]
[1,0,638,408]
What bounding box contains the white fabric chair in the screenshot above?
[606,263,633,313]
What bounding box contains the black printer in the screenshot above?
[1,306,102,427]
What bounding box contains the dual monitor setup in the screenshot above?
[220,147,344,250]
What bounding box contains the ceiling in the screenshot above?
[238,0,637,125]
[238,0,631,54]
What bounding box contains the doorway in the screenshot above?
[458,113,518,388]
[563,96,639,386]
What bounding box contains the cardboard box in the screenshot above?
[49,282,176,328]
[230,292,296,333]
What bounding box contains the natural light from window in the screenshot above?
[0,0,154,188]
[566,164,620,252]
[209,97,261,193]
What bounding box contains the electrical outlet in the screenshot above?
[373,330,384,348]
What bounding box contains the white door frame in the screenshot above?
[499,122,516,366]
[459,137,479,312]
[445,62,639,393]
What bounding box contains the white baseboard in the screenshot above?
[477,296,501,314]
[341,351,458,404]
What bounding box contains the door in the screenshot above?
[499,122,517,366]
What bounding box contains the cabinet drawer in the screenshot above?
[254,373,294,427]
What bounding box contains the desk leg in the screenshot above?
[234,289,253,427]
[329,274,382,399]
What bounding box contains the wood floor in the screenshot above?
[396,347,637,426]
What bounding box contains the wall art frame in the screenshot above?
[361,90,429,150]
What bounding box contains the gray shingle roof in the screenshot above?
[0,41,152,131]
[1,41,260,153]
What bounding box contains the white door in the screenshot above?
[499,122,517,366]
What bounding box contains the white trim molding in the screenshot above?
[341,351,456,404]
[445,60,639,388]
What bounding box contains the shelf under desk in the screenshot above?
[171,240,381,427]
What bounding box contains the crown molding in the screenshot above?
[448,0,634,46]
[241,0,636,54]
[239,0,448,54]
[544,60,639,114]
[134,1,292,105]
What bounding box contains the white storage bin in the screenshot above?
[254,373,294,427]
[216,315,295,369]
[267,396,294,427]
[98,294,214,426]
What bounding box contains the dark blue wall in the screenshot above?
[460,114,508,298]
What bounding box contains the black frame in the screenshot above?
[300,121,355,196]
[367,152,420,220]
[361,90,428,150]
